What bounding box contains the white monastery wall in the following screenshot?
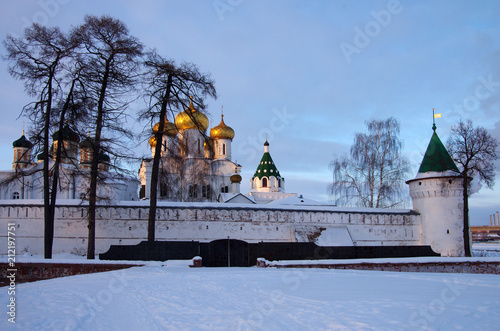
[0,201,422,256]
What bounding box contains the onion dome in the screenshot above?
[37,152,52,161]
[98,152,110,163]
[153,118,178,136]
[79,137,93,149]
[210,113,235,140]
[13,133,33,148]
[148,135,157,148]
[174,99,209,131]
[230,173,242,183]
[52,125,80,143]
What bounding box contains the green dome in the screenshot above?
[98,152,110,162]
[52,125,80,143]
[79,137,93,149]
[37,152,52,160]
[418,127,459,173]
[13,134,33,148]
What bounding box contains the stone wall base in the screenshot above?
[257,259,500,274]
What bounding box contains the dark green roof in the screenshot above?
[52,125,80,143]
[13,134,33,148]
[418,128,459,173]
[79,137,93,149]
[37,152,52,160]
[253,148,281,179]
[98,152,110,162]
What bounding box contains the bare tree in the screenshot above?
[141,51,216,241]
[446,119,498,256]
[74,15,143,259]
[3,23,80,258]
[330,117,411,208]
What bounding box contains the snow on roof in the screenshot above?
[0,198,416,214]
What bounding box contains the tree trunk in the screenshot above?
[87,59,110,259]
[463,174,471,257]
[148,74,172,242]
[43,109,53,259]
[48,80,75,255]
[43,73,54,259]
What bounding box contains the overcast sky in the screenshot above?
[0,0,499,225]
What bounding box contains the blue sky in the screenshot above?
[0,0,499,225]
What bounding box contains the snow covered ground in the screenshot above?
[2,262,500,330]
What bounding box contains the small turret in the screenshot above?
[250,140,285,193]
[12,131,33,169]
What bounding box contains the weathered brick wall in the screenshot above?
[0,263,140,286]
[257,260,500,274]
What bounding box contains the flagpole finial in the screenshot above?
[432,108,436,131]
[432,109,442,131]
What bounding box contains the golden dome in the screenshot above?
[230,173,242,183]
[148,135,157,147]
[174,100,209,131]
[153,118,177,136]
[210,114,235,140]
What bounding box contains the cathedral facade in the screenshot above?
[138,101,242,202]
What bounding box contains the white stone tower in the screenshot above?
[407,124,465,257]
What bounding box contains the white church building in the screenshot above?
[0,126,138,202]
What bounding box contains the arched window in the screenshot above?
[278,178,281,187]
[262,177,268,187]
[222,143,226,155]
[12,192,20,199]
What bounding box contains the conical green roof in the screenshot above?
[418,127,459,173]
[253,141,281,179]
